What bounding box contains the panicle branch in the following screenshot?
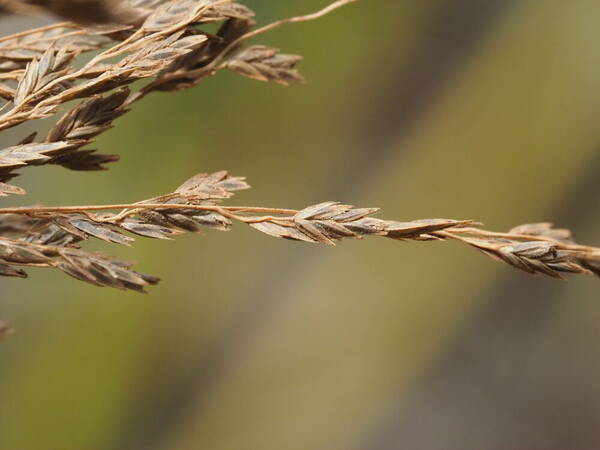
[1,171,598,290]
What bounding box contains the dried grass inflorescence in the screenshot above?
[0,0,598,332]
[0,0,334,192]
[1,170,599,290]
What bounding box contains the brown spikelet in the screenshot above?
[224,46,305,86]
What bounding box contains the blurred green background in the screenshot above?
[2,1,600,449]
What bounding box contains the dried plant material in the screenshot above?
[0,182,25,196]
[0,1,366,334]
[0,0,146,24]
[13,44,75,106]
[438,233,595,280]
[0,0,35,16]
[0,23,126,77]
[0,141,87,191]
[0,171,598,288]
[509,222,574,244]
[1,0,593,337]
[224,46,305,86]
[23,0,144,25]
[0,319,14,341]
[0,0,355,133]
[0,237,159,290]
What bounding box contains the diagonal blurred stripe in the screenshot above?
[334,0,526,198]
[109,2,525,449]
[364,151,600,450]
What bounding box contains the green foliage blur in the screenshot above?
[2,1,600,449]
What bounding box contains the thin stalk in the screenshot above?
[0,22,72,43]
[0,203,299,216]
[207,0,358,72]
[1,202,598,255]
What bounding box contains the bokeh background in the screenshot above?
[2,1,600,449]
